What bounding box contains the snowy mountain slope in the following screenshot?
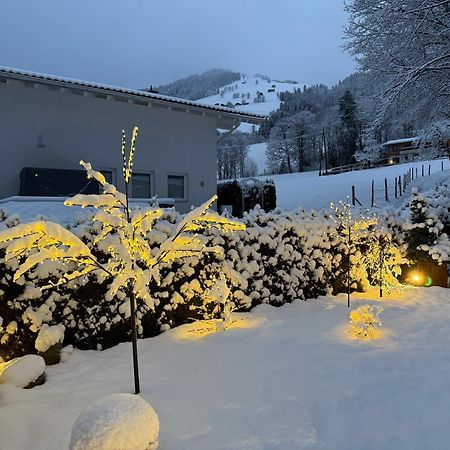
[199,74,300,132]
[255,159,450,211]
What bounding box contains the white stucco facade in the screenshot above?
[0,67,263,212]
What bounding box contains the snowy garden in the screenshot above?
[0,125,449,449]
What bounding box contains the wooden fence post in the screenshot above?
[428,164,431,175]
[395,177,398,198]
[399,175,402,196]
[422,165,424,177]
[352,185,356,206]
[415,167,418,178]
[385,178,389,202]
[442,161,444,171]
[371,180,375,207]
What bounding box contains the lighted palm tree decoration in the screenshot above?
[0,127,245,394]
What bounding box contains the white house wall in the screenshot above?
[0,78,218,212]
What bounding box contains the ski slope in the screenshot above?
[199,75,300,132]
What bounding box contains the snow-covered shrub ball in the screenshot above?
[70,393,159,450]
[35,324,65,365]
[0,354,45,388]
[348,304,383,340]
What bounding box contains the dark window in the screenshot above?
[100,170,113,184]
[20,167,100,197]
[168,174,186,200]
[131,173,151,198]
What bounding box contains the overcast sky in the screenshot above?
[1,0,356,89]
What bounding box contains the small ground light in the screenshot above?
[408,271,423,286]
[407,271,432,286]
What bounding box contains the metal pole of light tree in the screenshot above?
[125,178,140,395]
[395,177,398,198]
[399,176,402,196]
[379,235,384,298]
[347,224,351,308]
[428,164,431,175]
[384,178,388,202]
[352,186,356,206]
[422,165,424,177]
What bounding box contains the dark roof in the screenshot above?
[0,66,266,126]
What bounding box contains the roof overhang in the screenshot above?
[0,66,267,130]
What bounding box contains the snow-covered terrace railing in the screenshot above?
[0,196,175,207]
[0,196,175,226]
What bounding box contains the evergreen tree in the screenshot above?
[338,90,359,165]
[404,189,448,263]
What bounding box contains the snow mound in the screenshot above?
[0,354,45,388]
[35,324,65,353]
[69,393,159,450]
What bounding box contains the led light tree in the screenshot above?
[364,227,407,297]
[330,201,376,307]
[0,127,245,394]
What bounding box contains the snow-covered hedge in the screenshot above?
[4,182,448,361]
[0,205,346,360]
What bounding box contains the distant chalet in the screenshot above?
[383,137,450,164]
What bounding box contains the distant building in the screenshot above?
[383,137,450,164]
[0,67,265,212]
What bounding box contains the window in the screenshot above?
[100,170,113,184]
[131,173,151,198]
[168,174,186,200]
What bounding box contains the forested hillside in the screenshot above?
[157,69,241,100]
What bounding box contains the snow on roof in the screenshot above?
[382,137,419,146]
[0,66,266,124]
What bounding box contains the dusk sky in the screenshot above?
[1,0,356,89]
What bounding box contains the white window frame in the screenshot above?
[167,173,188,201]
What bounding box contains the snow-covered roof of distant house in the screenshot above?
[0,66,266,129]
[382,137,420,146]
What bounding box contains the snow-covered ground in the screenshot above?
[2,286,450,450]
[258,159,450,211]
[199,75,299,132]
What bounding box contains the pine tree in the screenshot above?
[338,90,359,165]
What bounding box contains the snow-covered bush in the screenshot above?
[403,188,450,263]
[70,393,159,450]
[3,180,448,361]
[0,204,341,358]
[0,354,45,388]
[217,178,276,218]
[348,304,383,340]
